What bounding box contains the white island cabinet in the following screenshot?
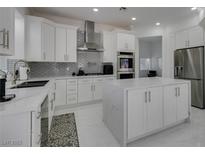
[103,78,191,146]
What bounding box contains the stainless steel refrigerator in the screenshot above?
[174,46,205,109]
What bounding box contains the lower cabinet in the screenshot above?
[127,83,189,140]
[164,84,189,127]
[127,87,163,140]
[78,79,93,103]
[55,79,67,106]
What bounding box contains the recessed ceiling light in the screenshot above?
[132,17,136,21]
[191,7,197,11]
[93,8,98,12]
[156,22,160,26]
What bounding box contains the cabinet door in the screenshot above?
[78,82,93,103]
[177,84,189,121]
[55,80,67,106]
[126,33,135,51]
[127,89,146,140]
[42,23,55,61]
[93,78,104,100]
[67,28,77,62]
[117,33,126,51]
[164,85,177,126]
[55,27,67,62]
[103,31,115,62]
[188,26,204,47]
[0,8,14,55]
[175,30,188,49]
[146,87,163,132]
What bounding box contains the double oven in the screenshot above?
[117,52,135,79]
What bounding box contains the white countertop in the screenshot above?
[0,74,115,115]
[106,77,190,90]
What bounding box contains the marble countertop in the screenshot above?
[0,74,116,115]
[0,78,55,115]
[105,77,190,90]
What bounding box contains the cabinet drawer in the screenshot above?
[78,78,93,84]
[67,86,77,94]
[93,78,104,83]
[67,79,77,85]
[67,95,77,104]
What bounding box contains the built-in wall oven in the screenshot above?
[117,52,135,79]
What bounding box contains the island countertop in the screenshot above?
[105,77,190,90]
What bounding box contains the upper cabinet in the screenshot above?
[175,26,204,50]
[55,25,77,62]
[0,8,15,56]
[25,16,55,62]
[103,31,115,62]
[117,32,136,52]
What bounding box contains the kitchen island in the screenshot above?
[103,77,191,146]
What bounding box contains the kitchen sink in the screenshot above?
[10,80,49,89]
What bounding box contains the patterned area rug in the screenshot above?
[41,113,79,147]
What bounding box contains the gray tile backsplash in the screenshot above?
[7,52,105,78]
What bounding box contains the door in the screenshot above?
[103,31,115,62]
[146,87,163,132]
[67,28,77,62]
[175,30,188,49]
[93,78,104,100]
[177,84,189,121]
[55,27,67,62]
[164,85,177,126]
[127,89,146,140]
[55,80,67,106]
[78,79,93,103]
[188,26,204,47]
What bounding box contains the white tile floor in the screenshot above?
[55,103,205,147]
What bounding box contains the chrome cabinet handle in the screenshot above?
[178,87,180,97]
[43,52,46,60]
[5,30,9,49]
[145,91,147,103]
[175,87,177,97]
[36,112,41,119]
[148,91,151,102]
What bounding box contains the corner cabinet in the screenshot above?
[0,8,14,56]
[117,32,135,52]
[25,16,55,62]
[55,25,77,62]
[175,26,204,49]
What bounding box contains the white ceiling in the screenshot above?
[31,7,200,28]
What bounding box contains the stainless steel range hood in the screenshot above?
[77,20,103,52]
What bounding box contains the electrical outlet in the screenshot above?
[66,67,70,71]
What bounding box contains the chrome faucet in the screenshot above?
[12,60,30,85]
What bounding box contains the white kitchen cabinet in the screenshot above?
[175,30,189,49]
[164,84,189,127]
[117,32,135,51]
[175,26,204,49]
[0,8,14,55]
[128,89,146,139]
[127,87,163,140]
[93,78,104,100]
[188,26,204,47]
[78,79,93,103]
[55,25,77,62]
[66,79,78,105]
[25,16,55,62]
[55,79,67,106]
[146,87,163,132]
[103,31,116,62]
[164,85,177,126]
[176,84,189,121]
